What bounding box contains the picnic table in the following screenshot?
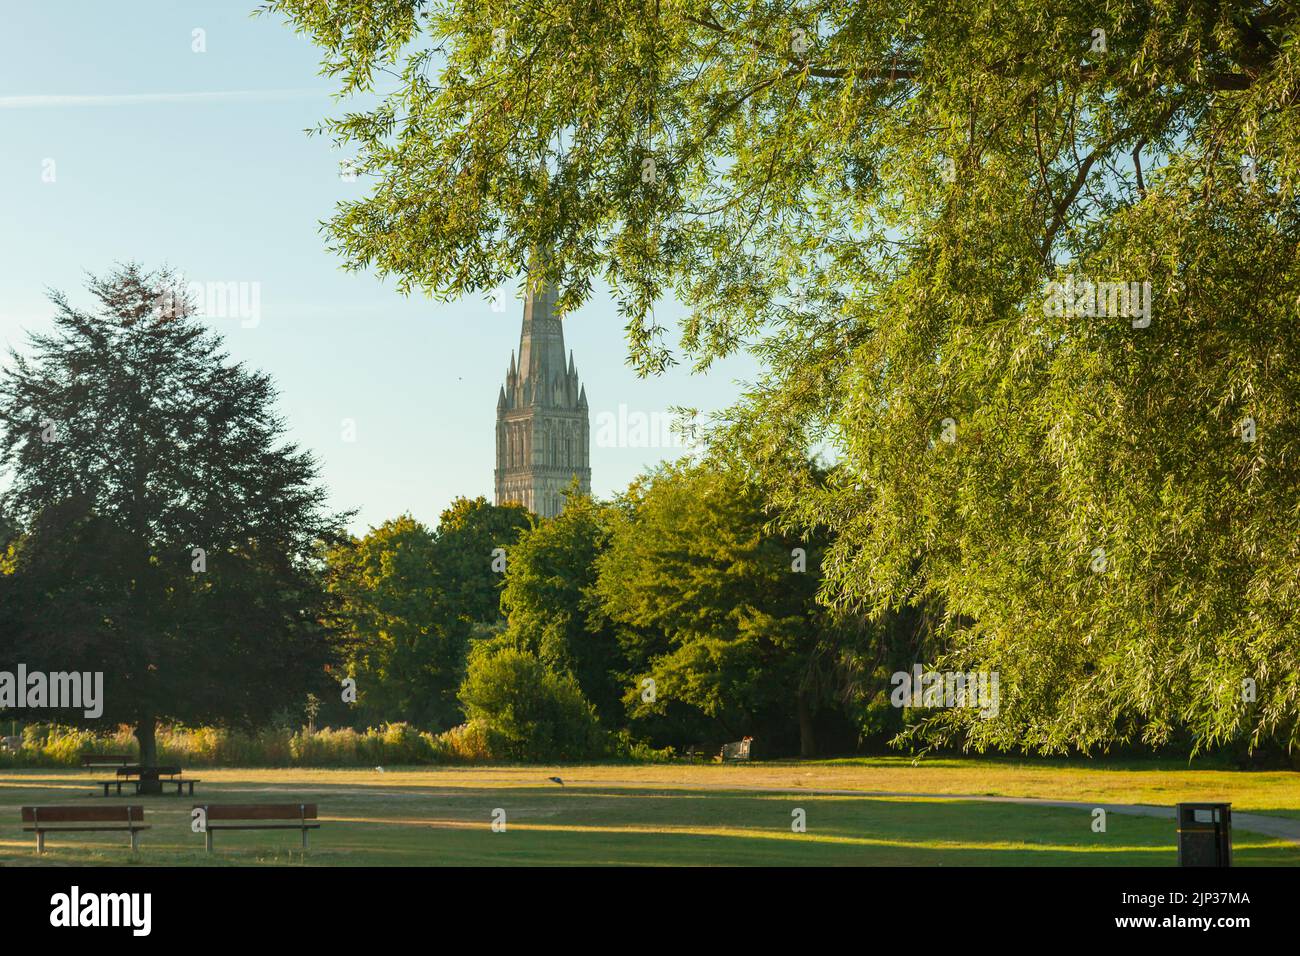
[89,765,200,797]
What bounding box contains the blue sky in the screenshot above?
[0,2,759,534]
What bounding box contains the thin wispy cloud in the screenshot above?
[0,89,331,109]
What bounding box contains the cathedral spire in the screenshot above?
[495,257,592,519]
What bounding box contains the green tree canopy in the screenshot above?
[459,644,606,760]
[432,495,532,627]
[327,498,531,730]
[499,489,628,722]
[595,462,847,756]
[326,515,448,727]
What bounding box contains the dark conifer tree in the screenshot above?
[0,264,349,766]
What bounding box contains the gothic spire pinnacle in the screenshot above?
[516,262,566,403]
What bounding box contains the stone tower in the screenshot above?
[494,271,591,517]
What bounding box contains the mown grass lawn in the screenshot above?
[1,759,1296,866]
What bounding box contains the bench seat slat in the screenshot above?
[205,823,321,831]
[23,825,151,833]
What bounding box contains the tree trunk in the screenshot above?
[135,717,157,767]
[797,691,816,758]
[134,718,161,794]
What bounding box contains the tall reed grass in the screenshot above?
[0,721,512,767]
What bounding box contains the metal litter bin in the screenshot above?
[1177,803,1231,867]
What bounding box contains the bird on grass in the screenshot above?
[548,776,564,786]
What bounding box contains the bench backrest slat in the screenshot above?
[195,803,317,821]
[22,805,146,823]
[81,754,133,764]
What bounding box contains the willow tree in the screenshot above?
[265,1,1300,754]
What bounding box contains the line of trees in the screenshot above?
[5,262,1297,764]
[0,266,921,763]
[323,465,922,758]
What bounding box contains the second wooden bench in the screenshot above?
[193,803,319,851]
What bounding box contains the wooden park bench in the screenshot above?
[193,803,320,852]
[718,737,754,762]
[21,805,149,854]
[81,753,134,768]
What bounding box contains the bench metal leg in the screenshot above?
[302,827,309,850]
[205,830,213,852]
[36,830,44,854]
[129,830,140,853]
